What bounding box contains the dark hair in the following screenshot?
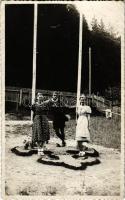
[37,93,43,97]
[79,94,86,100]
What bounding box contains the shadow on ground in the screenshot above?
[37,157,101,171]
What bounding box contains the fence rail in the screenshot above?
[5,87,120,114]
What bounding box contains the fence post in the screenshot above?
[103,97,105,108]
[96,92,99,107]
[16,93,19,112]
[19,89,23,106]
[92,93,94,105]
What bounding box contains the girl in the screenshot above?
[31,93,50,156]
[76,94,92,157]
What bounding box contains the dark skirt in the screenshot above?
[32,114,50,144]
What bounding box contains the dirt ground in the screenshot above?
[5,121,120,197]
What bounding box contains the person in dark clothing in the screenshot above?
[50,92,68,147]
[52,107,68,147]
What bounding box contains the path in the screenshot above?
[5,126,120,196]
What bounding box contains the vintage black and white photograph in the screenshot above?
[1,1,124,199]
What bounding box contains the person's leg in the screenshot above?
[24,142,29,150]
[38,141,45,156]
[54,127,66,147]
[82,142,88,151]
[77,141,86,157]
[77,141,83,151]
[31,121,37,148]
[60,127,66,146]
[54,128,62,140]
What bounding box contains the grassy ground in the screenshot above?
[61,116,120,149]
[90,115,121,149]
[5,113,121,149]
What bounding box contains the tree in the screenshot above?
[98,19,105,32]
[91,17,99,32]
[90,17,121,95]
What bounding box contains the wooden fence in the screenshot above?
[5,87,77,112]
[5,87,120,113]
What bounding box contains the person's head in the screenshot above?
[79,94,86,105]
[52,91,59,101]
[37,93,44,103]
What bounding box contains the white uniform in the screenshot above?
[76,105,91,142]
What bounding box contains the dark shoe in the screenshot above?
[62,142,66,147]
[56,143,61,147]
[24,143,29,150]
[56,142,66,147]
[47,154,59,160]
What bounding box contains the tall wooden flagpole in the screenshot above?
[75,11,83,132]
[76,12,83,108]
[89,47,91,96]
[31,3,38,120]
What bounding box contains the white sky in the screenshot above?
[74,1,124,36]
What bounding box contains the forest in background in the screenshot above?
[5,4,121,101]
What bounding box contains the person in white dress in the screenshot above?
[76,94,92,157]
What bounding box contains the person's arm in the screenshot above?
[86,106,92,114]
[61,103,76,113]
[39,99,54,112]
[86,107,91,130]
[30,104,35,111]
[63,101,76,108]
[68,105,76,108]
[23,98,33,110]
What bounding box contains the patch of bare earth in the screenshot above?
[5,121,120,196]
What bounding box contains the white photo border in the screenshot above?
[1,1,124,200]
